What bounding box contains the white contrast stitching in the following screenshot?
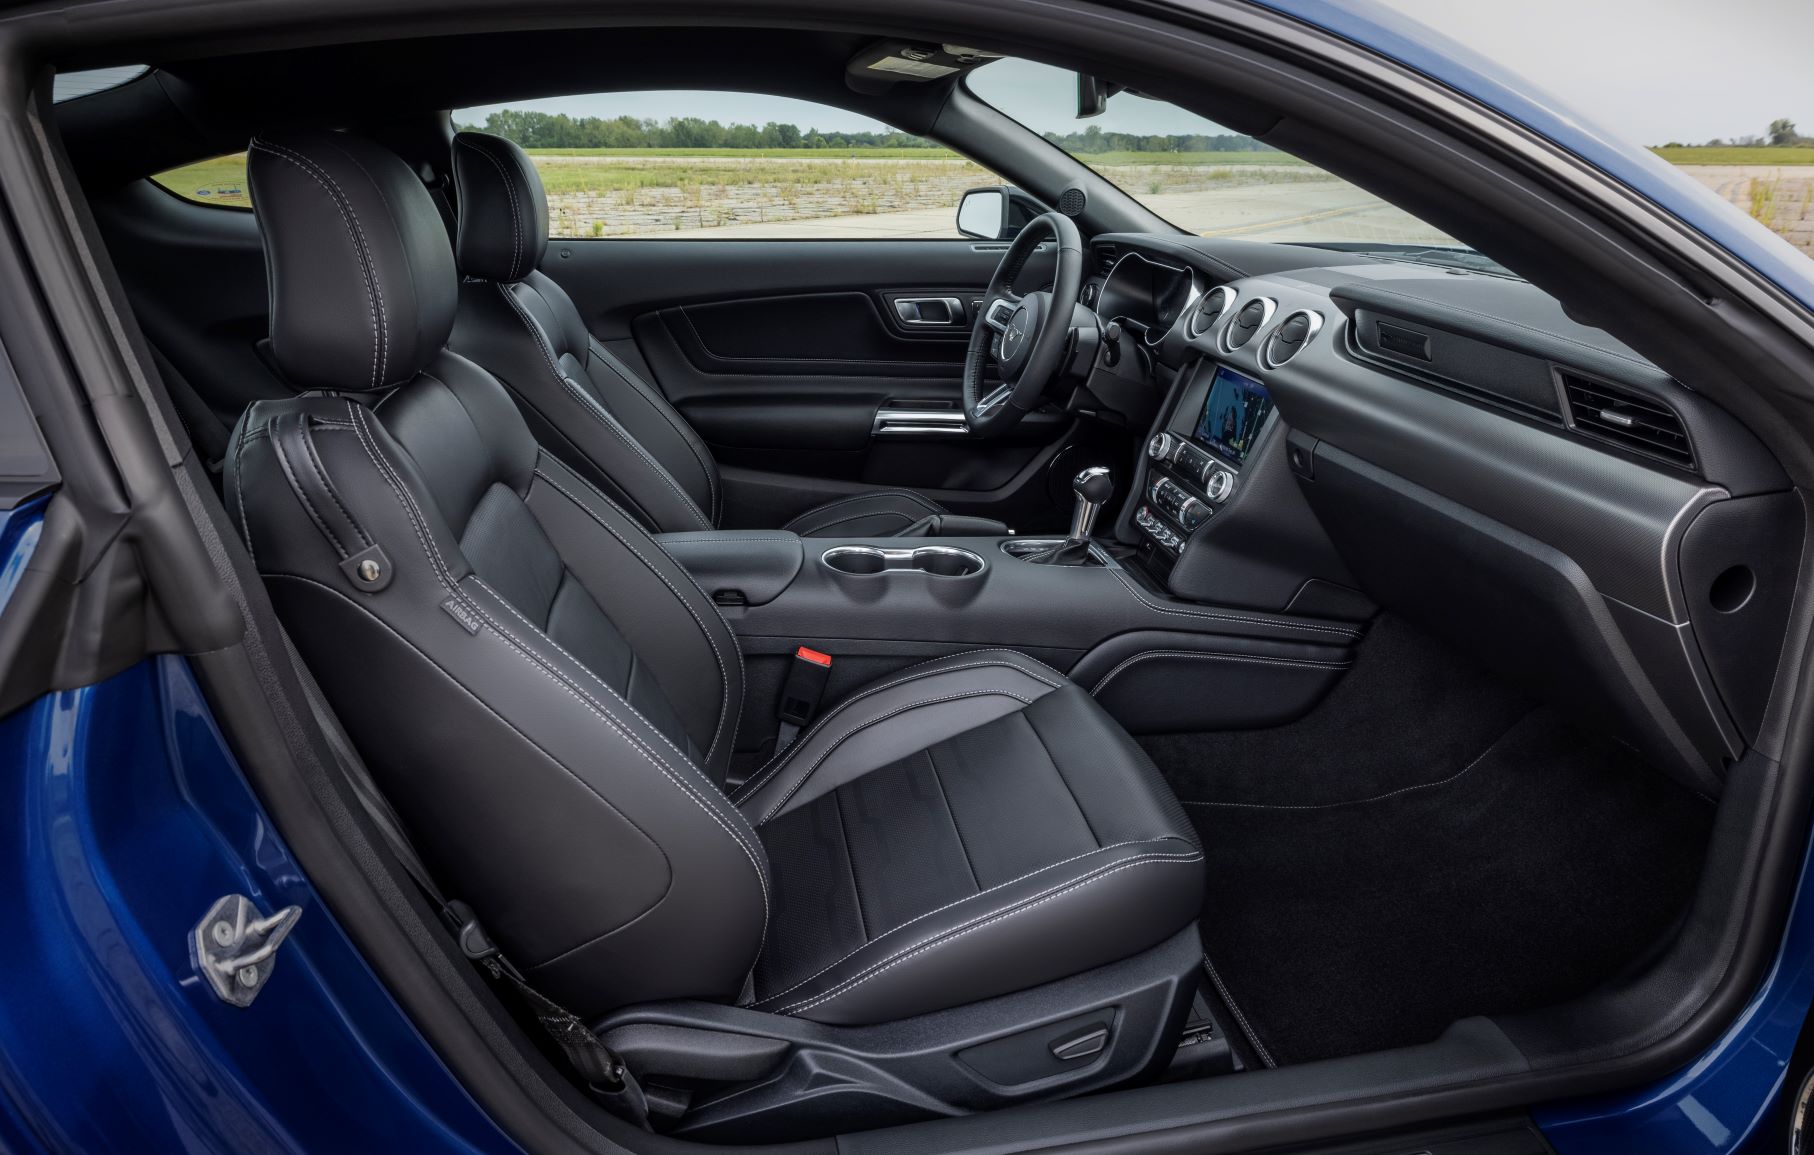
[749,836,1192,1007]
[460,136,522,281]
[776,852,1203,1016]
[757,688,1038,824]
[469,575,712,780]
[270,415,347,557]
[731,655,1063,806]
[591,340,720,525]
[1090,650,1352,697]
[340,400,768,928]
[499,282,712,530]
[264,572,685,965]
[252,139,386,389]
[533,459,747,762]
[531,466,736,765]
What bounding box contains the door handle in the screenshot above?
[892,297,966,326]
[873,406,970,437]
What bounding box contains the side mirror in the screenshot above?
[956,187,1008,240]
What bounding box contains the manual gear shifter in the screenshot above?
[1024,467,1112,566]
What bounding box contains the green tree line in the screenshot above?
[459,109,943,150]
[460,108,1266,154]
[1662,117,1811,149]
[1040,124,1266,154]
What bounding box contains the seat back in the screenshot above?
[448,132,723,534]
[227,127,765,1018]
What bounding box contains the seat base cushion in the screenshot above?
[737,651,1204,1026]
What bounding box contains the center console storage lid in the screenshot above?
[655,531,803,606]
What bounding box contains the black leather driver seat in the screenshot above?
[225,128,1202,1130]
[447,130,990,538]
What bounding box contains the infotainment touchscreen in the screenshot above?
[1191,365,1274,465]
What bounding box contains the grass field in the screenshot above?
[154,154,251,208]
[525,146,962,159]
[1653,146,1814,165]
[147,145,1812,254]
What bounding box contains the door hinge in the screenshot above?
[191,894,302,1007]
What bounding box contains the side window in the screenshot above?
[152,153,251,209]
[453,92,1003,239]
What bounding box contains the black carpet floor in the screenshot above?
[1140,618,1717,1066]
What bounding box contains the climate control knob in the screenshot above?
[1205,469,1235,503]
[1147,432,1176,461]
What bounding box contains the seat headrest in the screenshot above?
[452,132,549,284]
[248,129,457,393]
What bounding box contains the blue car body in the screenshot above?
[3,3,1811,1152]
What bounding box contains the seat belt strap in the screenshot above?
[278,628,648,1127]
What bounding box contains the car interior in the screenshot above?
[22,8,1814,1153]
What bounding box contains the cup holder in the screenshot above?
[821,545,986,579]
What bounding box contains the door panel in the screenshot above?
[545,238,1071,527]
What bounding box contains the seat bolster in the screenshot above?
[527,451,745,783]
[781,489,945,537]
[734,649,1068,823]
[752,835,1204,1025]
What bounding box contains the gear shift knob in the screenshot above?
[1068,466,1113,543]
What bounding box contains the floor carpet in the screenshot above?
[1140,618,1717,1066]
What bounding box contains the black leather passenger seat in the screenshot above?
[742,657,1201,1024]
[224,127,1203,1132]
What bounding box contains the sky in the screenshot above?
[1370,0,1811,146]
[456,0,1812,150]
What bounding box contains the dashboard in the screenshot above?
[1072,232,1797,798]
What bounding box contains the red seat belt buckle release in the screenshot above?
[776,646,832,751]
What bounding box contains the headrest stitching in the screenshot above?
[460,135,524,282]
[252,137,388,389]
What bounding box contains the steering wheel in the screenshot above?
[963,211,1086,437]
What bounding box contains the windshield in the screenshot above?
[966,58,1479,261]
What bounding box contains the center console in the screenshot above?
[1134,361,1274,562]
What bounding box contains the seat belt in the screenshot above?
[774,645,832,753]
[277,628,650,1128]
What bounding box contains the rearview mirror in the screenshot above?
[956,187,1008,240]
[1077,74,1124,119]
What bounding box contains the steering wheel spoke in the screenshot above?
[972,383,1013,421]
[963,213,1083,437]
[982,294,1020,334]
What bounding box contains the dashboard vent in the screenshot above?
[1224,299,1271,350]
[1188,286,1235,338]
[1560,372,1694,470]
[1093,243,1120,275]
[1259,310,1323,368]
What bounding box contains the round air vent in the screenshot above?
[1187,285,1237,338]
[1057,187,1087,217]
[1259,309,1324,369]
[1220,297,1276,352]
